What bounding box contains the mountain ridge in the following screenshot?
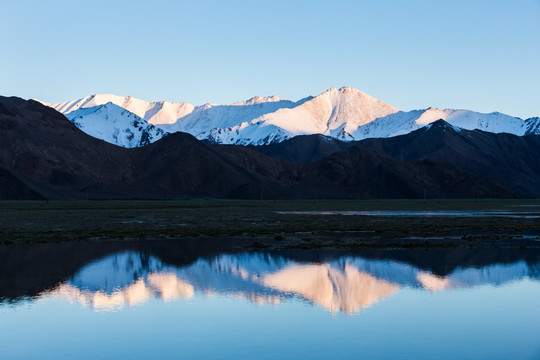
[3,97,540,200]
[67,102,167,147]
[39,87,540,148]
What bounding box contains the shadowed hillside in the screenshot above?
[1,97,540,199]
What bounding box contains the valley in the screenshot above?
[1,199,539,248]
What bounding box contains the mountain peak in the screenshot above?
[237,95,285,106]
[424,119,462,133]
[321,86,359,95]
[338,86,359,93]
[39,89,539,147]
[64,102,167,147]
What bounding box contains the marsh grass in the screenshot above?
[0,199,539,248]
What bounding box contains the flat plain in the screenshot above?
[1,199,539,249]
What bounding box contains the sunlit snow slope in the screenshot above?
[66,103,167,147]
[40,87,540,147]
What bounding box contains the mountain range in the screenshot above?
[2,95,540,200]
[39,87,540,148]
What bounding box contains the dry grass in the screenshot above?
[1,199,539,247]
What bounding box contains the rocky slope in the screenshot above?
[2,97,540,200]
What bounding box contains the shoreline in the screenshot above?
[1,199,539,248]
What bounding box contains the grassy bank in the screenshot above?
[1,199,539,248]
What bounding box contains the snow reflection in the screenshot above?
[41,251,539,314]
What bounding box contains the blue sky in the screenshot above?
[2,0,539,118]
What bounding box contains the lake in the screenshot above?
[1,239,539,359]
[277,210,540,218]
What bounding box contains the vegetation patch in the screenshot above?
[1,199,539,249]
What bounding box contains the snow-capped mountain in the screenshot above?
[157,95,308,141]
[66,102,167,147]
[202,87,400,145]
[526,117,540,134]
[45,93,195,126]
[351,108,535,140]
[39,87,540,147]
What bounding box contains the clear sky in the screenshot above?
[2,0,539,118]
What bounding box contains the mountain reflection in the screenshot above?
[261,264,399,313]
[38,251,540,314]
[54,273,194,311]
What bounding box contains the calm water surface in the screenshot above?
[1,240,539,359]
[277,210,540,218]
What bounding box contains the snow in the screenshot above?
[351,107,533,141]
[525,117,540,135]
[158,98,302,137]
[37,87,540,147]
[186,86,400,145]
[417,108,527,134]
[245,87,399,138]
[144,101,195,125]
[66,102,167,147]
[42,94,195,126]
